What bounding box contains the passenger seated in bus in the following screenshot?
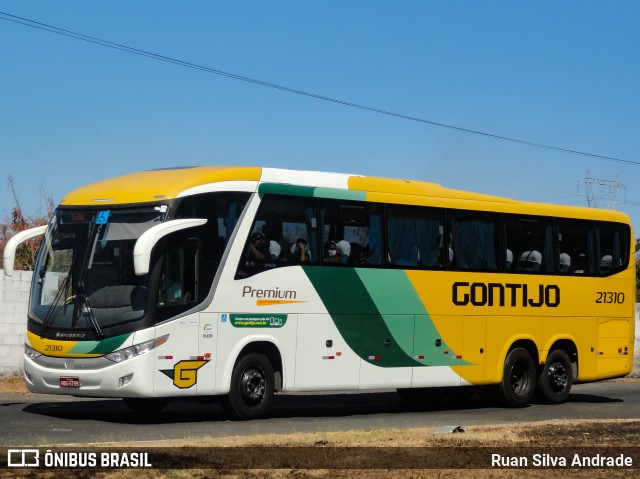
[515,250,542,272]
[349,243,362,264]
[349,243,373,265]
[359,244,372,265]
[558,253,571,273]
[240,232,274,274]
[335,240,351,264]
[505,249,513,271]
[323,240,340,264]
[600,255,613,274]
[268,240,281,262]
[290,238,310,264]
[247,232,268,261]
[574,253,587,274]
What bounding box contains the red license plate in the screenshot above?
[59,377,81,388]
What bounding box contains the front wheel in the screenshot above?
[224,353,274,420]
[537,349,573,404]
[500,347,536,407]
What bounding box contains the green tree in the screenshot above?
[0,175,54,272]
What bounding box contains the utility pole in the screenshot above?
[577,171,626,209]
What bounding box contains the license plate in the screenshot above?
[59,377,81,388]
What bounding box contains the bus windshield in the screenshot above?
[30,207,165,333]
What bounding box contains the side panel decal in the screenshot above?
[302,267,465,367]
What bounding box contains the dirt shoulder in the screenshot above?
[0,376,28,393]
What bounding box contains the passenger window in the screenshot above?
[320,200,383,266]
[386,205,444,268]
[236,195,318,278]
[597,222,630,276]
[448,210,500,271]
[556,219,595,275]
[504,215,554,274]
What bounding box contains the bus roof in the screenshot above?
[59,165,630,224]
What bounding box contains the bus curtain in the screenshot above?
[387,215,441,267]
[450,219,497,271]
[367,214,383,265]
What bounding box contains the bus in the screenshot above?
[3,166,635,419]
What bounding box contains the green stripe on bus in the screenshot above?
[303,267,466,367]
[313,188,367,201]
[68,333,131,355]
[258,183,316,198]
[355,269,466,366]
[302,267,421,367]
[258,183,367,201]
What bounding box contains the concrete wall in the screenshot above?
[0,269,32,376]
[0,269,639,377]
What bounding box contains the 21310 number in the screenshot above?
[596,292,625,304]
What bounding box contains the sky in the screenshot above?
[1,1,639,231]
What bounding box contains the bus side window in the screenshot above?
[448,210,500,272]
[597,222,630,276]
[320,200,383,266]
[236,195,318,279]
[386,205,443,268]
[505,215,554,274]
[556,219,595,276]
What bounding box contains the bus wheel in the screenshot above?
[537,349,573,404]
[122,398,169,413]
[225,353,274,420]
[500,348,536,407]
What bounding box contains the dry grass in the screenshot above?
[0,376,29,394]
[1,420,638,479]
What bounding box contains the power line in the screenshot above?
[2,10,639,167]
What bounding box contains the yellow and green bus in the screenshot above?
[3,166,635,419]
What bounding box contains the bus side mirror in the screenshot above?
[3,225,48,277]
[133,218,207,276]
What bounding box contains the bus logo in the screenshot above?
[8,449,40,467]
[160,360,208,389]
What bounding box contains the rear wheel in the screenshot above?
[537,349,573,404]
[500,347,536,407]
[224,353,274,420]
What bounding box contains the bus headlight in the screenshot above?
[105,335,169,363]
[25,344,41,360]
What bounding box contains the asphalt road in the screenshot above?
[1,378,638,447]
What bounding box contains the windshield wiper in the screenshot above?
[40,273,70,335]
[77,281,104,339]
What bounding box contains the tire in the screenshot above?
[122,397,169,413]
[225,353,274,420]
[500,347,537,407]
[537,349,573,404]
